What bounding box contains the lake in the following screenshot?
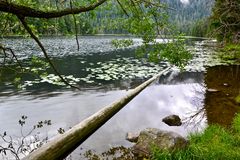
[0,36,239,159]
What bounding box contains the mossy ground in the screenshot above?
[219,44,240,62]
[235,95,240,104]
[152,114,240,160]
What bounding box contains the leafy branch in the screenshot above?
[0,116,52,159]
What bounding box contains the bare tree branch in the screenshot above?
[70,0,80,51]
[116,0,129,17]
[0,43,23,69]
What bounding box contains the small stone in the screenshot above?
[162,115,182,126]
[207,88,219,92]
[126,132,139,143]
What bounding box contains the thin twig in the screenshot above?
[149,5,160,35]
[70,0,80,51]
[116,0,129,17]
[6,47,23,69]
[0,44,23,69]
[0,146,20,160]
[17,127,35,155]
[130,0,141,15]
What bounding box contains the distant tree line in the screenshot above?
[0,0,104,35]
[164,0,239,43]
[162,0,214,37]
[0,0,193,89]
[0,0,215,36]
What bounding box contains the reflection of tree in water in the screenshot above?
[180,65,240,130]
[158,70,207,131]
[183,107,206,132]
[204,65,240,127]
[182,83,207,132]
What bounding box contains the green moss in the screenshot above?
[224,44,240,52]
[152,114,240,160]
[233,114,240,133]
[235,95,240,104]
[219,44,240,62]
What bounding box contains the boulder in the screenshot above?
[162,115,182,126]
[132,128,188,157]
[126,132,139,143]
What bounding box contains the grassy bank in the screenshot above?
[219,44,240,63]
[152,114,240,160]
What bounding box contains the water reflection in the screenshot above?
[159,70,204,84]
[0,44,166,97]
[1,37,239,159]
[68,70,206,159]
[1,65,239,158]
[204,65,240,127]
[0,69,208,159]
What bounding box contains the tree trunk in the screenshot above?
[23,68,170,160]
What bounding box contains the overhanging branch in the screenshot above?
[0,0,107,19]
[17,16,80,89]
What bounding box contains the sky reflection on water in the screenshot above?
[1,37,239,159]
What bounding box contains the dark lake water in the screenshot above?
[0,36,239,159]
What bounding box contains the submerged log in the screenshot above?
[23,68,170,160]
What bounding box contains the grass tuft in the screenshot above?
[235,95,240,104]
[219,44,240,62]
[233,114,240,132]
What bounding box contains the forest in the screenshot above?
[0,0,240,160]
[0,0,214,36]
[0,0,238,40]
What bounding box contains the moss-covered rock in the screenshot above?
[132,128,188,158]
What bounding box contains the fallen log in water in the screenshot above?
[23,67,170,160]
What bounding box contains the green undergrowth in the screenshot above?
[235,95,240,104]
[152,114,240,160]
[219,44,240,62]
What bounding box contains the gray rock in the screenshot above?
[162,115,182,126]
[132,128,188,157]
[126,132,139,143]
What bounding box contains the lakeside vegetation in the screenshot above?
[0,0,240,159]
[219,44,240,62]
[0,0,213,36]
[152,114,240,160]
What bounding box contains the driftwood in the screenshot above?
[23,67,170,160]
